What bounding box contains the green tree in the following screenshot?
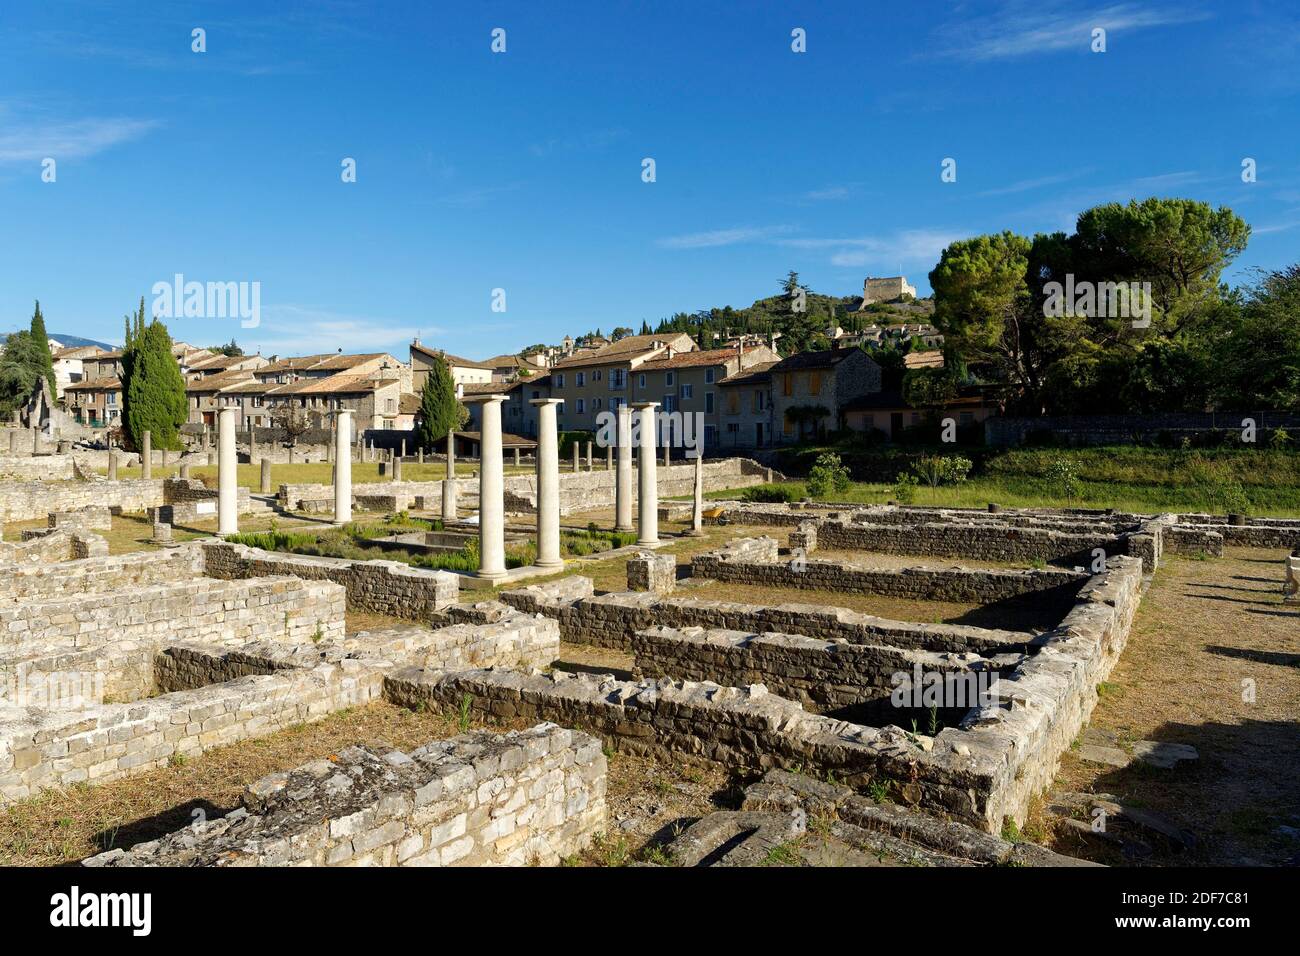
[122,301,187,451]
[416,354,462,450]
[29,300,56,399]
[1214,264,1300,409]
[0,330,41,415]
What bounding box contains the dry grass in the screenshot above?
[1033,547,1300,866]
[0,701,533,867]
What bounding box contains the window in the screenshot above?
[705,368,715,384]
[593,398,602,409]
[531,391,540,399]
[680,383,693,400]
[253,396,263,407]
[705,391,714,414]
[726,392,739,415]
[662,395,675,413]
[726,422,739,433]
[809,371,822,394]
[756,391,765,411]
[107,393,117,406]
[782,374,793,396]
[638,373,646,388]
[666,371,675,387]
[576,398,585,413]
[783,413,794,435]
[960,411,975,425]
[577,372,585,387]
[386,398,396,413]
[704,425,715,445]
[594,369,602,381]
[610,369,626,390]
[556,373,565,388]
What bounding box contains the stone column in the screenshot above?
[180,460,191,480]
[260,457,272,494]
[400,438,407,460]
[663,442,670,470]
[249,428,257,468]
[334,410,353,524]
[606,443,613,471]
[108,452,118,481]
[446,431,456,479]
[469,396,508,581]
[393,456,403,482]
[141,430,152,479]
[585,441,593,471]
[418,447,424,465]
[217,408,237,535]
[615,404,634,532]
[8,431,17,454]
[441,477,458,522]
[572,442,579,474]
[513,446,521,468]
[31,428,39,455]
[688,451,705,536]
[531,399,564,568]
[634,402,659,546]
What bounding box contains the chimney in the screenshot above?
[665,345,674,360]
[736,339,745,370]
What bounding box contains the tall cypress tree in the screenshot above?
[29,300,56,399]
[122,301,186,450]
[415,355,461,451]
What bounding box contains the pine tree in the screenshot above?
[122,301,187,451]
[415,354,462,451]
[29,300,56,399]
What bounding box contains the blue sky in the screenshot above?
[1,0,1297,358]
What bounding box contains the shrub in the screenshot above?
[806,453,851,499]
[741,484,798,503]
[892,472,919,504]
[911,455,972,488]
[1045,457,1080,500]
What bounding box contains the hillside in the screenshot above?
[1,331,115,351]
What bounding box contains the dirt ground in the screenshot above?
[1032,547,1300,866]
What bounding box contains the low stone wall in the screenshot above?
[815,518,1126,569]
[501,577,1036,655]
[46,506,113,533]
[0,474,252,522]
[691,537,1089,602]
[278,456,770,515]
[202,541,459,619]
[0,660,381,803]
[632,625,1017,720]
[0,547,204,604]
[0,455,77,481]
[85,724,606,867]
[385,667,986,822]
[934,556,1146,830]
[0,530,107,565]
[0,575,345,654]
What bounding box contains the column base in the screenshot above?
[614,523,635,533]
[474,568,510,582]
[534,559,564,569]
[636,538,660,547]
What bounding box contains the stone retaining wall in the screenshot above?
[202,541,459,619]
[0,530,108,565]
[815,518,1126,568]
[0,474,251,522]
[85,723,606,867]
[0,455,78,481]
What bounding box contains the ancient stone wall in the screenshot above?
[0,455,78,481]
[632,625,1018,719]
[0,530,107,565]
[815,518,1125,568]
[691,536,1088,601]
[202,541,459,619]
[0,575,345,654]
[85,724,606,867]
[501,577,1036,655]
[0,660,381,803]
[0,547,203,604]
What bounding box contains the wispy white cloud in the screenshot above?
[431,183,523,208]
[976,168,1093,197]
[656,225,795,249]
[778,229,962,269]
[0,115,158,163]
[933,2,1211,61]
[242,305,431,356]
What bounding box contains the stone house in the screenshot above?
[842,391,997,440]
[548,333,697,434]
[64,377,123,428]
[410,341,494,391]
[771,347,881,443]
[263,374,406,431]
[634,342,780,449]
[52,345,104,397]
[717,360,779,449]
